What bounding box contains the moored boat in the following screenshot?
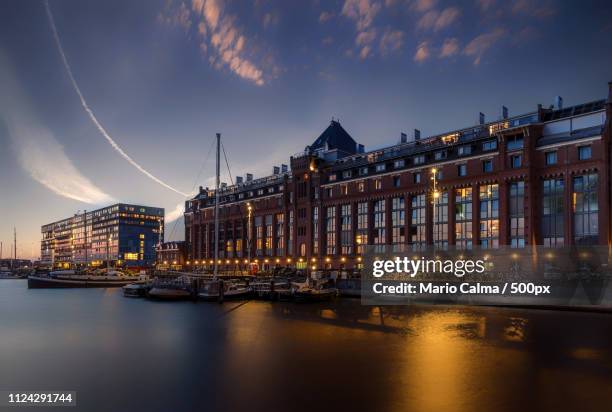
[27,269,146,289]
[292,279,338,302]
[147,276,192,300]
[123,283,149,297]
[198,280,252,301]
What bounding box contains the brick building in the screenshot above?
[185,83,612,272]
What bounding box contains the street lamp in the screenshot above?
[247,202,253,274]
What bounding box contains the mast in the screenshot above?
[214,133,220,279]
[13,227,16,270]
[84,210,88,268]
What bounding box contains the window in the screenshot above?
[374,179,382,190]
[394,159,405,169]
[326,187,333,198]
[458,145,472,156]
[276,213,285,256]
[288,210,293,255]
[573,174,598,245]
[359,167,369,176]
[410,194,426,250]
[391,197,405,251]
[326,206,336,255]
[455,188,473,249]
[413,155,425,165]
[393,176,401,188]
[507,135,524,151]
[433,191,448,250]
[373,200,386,252]
[358,181,365,192]
[542,179,564,247]
[511,154,522,168]
[434,151,446,160]
[329,174,337,182]
[413,172,421,184]
[340,185,348,195]
[265,215,273,256]
[479,184,499,249]
[435,170,443,180]
[342,170,352,179]
[578,146,592,160]
[312,207,319,254]
[482,140,497,151]
[509,181,525,248]
[458,164,467,177]
[376,163,386,172]
[340,204,352,255]
[482,159,493,173]
[545,151,557,165]
[255,216,263,256]
[356,202,368,254]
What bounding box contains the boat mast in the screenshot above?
[214,133,220,279]
[13,227,16,270]
[84,210,88,268]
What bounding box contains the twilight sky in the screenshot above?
[1,0,611,259]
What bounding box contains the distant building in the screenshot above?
[185,83,612,271]
[156,241,187,270]
[41,203,164,269]
[0,259,32,270]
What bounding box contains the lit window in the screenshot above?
[340,185,348,195]
[358,182,365,192]
[375,179,382,190]
[578,146,591,160]
[329,174,337,182]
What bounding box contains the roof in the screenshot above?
[309,120,357,154]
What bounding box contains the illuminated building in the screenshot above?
[41,203,164,268]
[185,83,612,270]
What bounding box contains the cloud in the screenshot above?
[190,0,266,86]
[158,1,192,32]
[262,12,279,28]
[439,37,459,57]
[380,29,404,54]
[476,0,495,12]
[463,27,506,65]
[414,41,430,62]
[0,53,113,205]
[512,0,556,18]
[319,11,334,23]
[166,202,185,222]
[342,0,382,59]
[411,0,437,12]
[416,7,460,32]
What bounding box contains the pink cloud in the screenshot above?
[439,37,459,57]
[380,29,404,54]
[463,27,506,65]
[416,7,460,32]
[414,41,430,62]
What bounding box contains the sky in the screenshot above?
[1,0,611,260]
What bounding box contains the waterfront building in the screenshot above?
[156,241,187,270]
[185,83,612,271]
[41,204,164,269]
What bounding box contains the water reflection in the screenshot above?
[0,280,611,412]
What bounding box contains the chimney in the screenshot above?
[502,106,508,120]
[281,164,288,173]
[246,173,253,182]
[414,129,421,141]
[273,166,280,175]
[479,112,485,125]
[236,176,243,185]
[555,96,563,110]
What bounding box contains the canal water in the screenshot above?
[1,279,611,412]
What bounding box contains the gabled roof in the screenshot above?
[309,120,357,155]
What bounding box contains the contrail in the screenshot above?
[44,0,189,197]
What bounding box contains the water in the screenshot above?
[1,279,611,412]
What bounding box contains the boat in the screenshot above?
[27,269,147,289]
[198,280,252,301]
[292,278,338,302]
[147,276,192,300]
[123,283,149,297]
[251,279,291,300]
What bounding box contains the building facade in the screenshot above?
[185,83,612,271]
[41,203,164,268]
[156,241,188,270]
